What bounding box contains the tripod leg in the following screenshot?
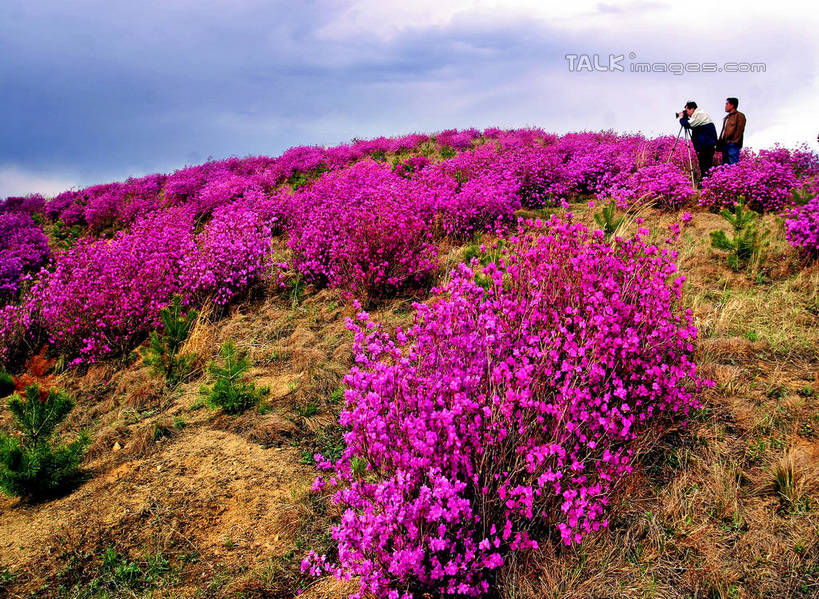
[667,125,684,163]
[684,129,696,188]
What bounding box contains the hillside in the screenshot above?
[1,129,818,598]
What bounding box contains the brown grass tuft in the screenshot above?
[179,299,219,377]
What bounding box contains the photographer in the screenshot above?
[677,101,718,179]
[718,97,746,164]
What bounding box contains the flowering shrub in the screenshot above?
[784,195,819,257]
[45,190,83,224]
[288,162,438,303]
[0,300,44,368]
[39,207,203,364]
[436,128,481,150]
[0,258,22,298]
[196,202,272,305]
[0,194,46,215]
[434,172,519,239]
[393,155,430,179]
[609,163,696,210]
[305,216,705,598]
[288,161,437,300]
[116,173,167,225]
[83,183,128,231]
[193,170,264,217]
[700,157,801,212]
[757,145,819,180]
[415,145,520,237]
[0,213,51,301]
[163,163,213,205]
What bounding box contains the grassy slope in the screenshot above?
[0,199,817,598]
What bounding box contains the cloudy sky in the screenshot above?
[1,0,817,196]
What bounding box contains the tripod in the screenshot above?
[667,124,697,188]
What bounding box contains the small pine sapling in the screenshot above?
[0,384,90,499]
[0,370,13,397]
[141,296,197,384]
[594,200,625,240]
[200,341,268,414]
[710,198,768,271]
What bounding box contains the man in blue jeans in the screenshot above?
[719,97,746,164]
[678,101,718,180]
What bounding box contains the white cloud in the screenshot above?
[317,0,819,40]
[0,165,76,198]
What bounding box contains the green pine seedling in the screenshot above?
[0,384,90,499]
[709,198,768,271]
[141,295,197,384]
[200,341,268,414]
[0,371,14,398]
[594,200,625,240]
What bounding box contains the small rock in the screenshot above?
[113,441,122,451]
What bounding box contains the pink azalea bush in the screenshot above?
[21,203,271,366]
[0,213,51,301]
[436,128,481,150]
[196,202,273,306]
[193,170,264,217]
[0,291,46,367]
[699,156,801,212]
[287,162,438,303]
[38,207,204,364]
[757,145,819,180]
[4,128,816,374]
[784,195,819,257]
[393,155,431,179]
[416,145,521,238]
[304,215,706,598]
[609,163,696,210]
[0,193,46,215]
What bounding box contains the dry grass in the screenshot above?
[1,200,818,598]
[179,299,219,378]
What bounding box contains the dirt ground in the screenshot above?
[1,204,818,599]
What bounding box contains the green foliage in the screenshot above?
[0,565,16,587]
[288,171,309,191]
[710,199,768,271]
[594,200,625,240]
[330,388,345,404]
[439,145,457,159]
[0,370,14,398]
[792,186,815,206]
[295,401,319,419]
[72,547,178,595]
[288,165,329,191]
[0,384,90,499]
[51,219,84,250]
[350,455,368,477]
[288,272,305,309]
[200,341,268,414]
[140,295,197,384]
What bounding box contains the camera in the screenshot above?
[675,110,686,119]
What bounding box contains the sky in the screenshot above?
[1,0,818,197]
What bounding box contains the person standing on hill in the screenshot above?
[678,101,718,179]
[719,97,746,165]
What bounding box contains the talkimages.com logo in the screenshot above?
[565,53,766,75]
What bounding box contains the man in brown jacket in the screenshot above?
[719,97,746,165]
